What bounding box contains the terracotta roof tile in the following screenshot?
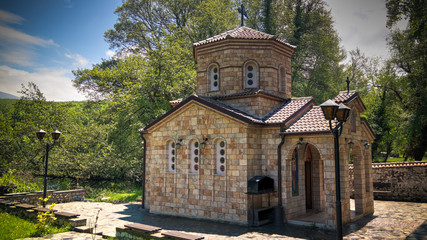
[169,98,183,107]
[211,89,287,101]
[198,96,264,124]
[145,91,367,134]
[372,162,427,168]
[285,106,336,134]
[264,97,313,124]
[193,26,295,48]
[333,90,358,104]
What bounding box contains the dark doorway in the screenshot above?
[305,147,313,210]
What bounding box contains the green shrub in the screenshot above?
[0,169,40,194]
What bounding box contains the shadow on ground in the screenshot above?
[344,214,377,235]
[116,203,337,239]
[405,220,427,240]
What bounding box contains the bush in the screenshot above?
[0,169,40,194]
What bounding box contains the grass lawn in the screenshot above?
[85,187,142,203]
[0,212,69,240]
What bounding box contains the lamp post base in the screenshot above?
[274,206,284,226]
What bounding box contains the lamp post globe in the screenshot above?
[51,130,61,141]
[336,104,351,123]
[36,129,47,141]
[320,99,339,121]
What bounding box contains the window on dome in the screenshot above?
[244,61,259,89]
[208,63,220,92]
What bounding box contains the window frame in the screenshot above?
[207,63,220,92]
[189,139,200,174]
[243,60,259,89]
[215,138,226,175]
[167,140,176,173]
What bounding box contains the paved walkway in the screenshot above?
[30,200,427,239]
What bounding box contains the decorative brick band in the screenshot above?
[372,161,427,168]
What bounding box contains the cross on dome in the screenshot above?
[238,4,247,27]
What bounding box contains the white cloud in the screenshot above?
[0,9,24,24]
[0,10,58,67]
[326,0,389,59]
[65,53,89,68]
[0,25,57,47]
[0,65,87,101]
[0,48,34,66]
[105,50,116,58]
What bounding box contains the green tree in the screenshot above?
[385,0,427,160]
[244,0,345,102]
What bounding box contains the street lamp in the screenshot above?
[36,129,61,207]
[320,100,350,240]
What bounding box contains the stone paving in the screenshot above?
[26,200,427,239]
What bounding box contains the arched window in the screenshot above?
[244,61,259,89]
[215,138,226,175]
[279,65,286,92]
[167,140,176,173]
[189,139,199,173]
[207,63,219,92]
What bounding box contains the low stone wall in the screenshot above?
[0,189,84,205]
[349,162,427,202]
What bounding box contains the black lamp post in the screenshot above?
[320,100,350,240]
[36,129,61,207]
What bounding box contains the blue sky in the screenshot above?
[0,0,120,101]
[0,0,397,101]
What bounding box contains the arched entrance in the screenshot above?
[304,144,324,212]
[288,143,326,226]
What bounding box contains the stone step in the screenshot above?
[74,225,93,233]
[124,223,162,233]
[15,203,37,209]
[33,207,58,213]
[162,231,204,240]
[69,217,87,227]
[54,211,80,219]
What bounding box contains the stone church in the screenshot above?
[139,26,374,229]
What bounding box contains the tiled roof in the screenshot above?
[333,90,358,104]
[264,97,313,124]
[169,98,183,107]
[197,96,264,124]
[193,26,295,49]
[211,89,287,101]
[333,90,366,112]
[284,106,336,134]
[141,95,265,132]
[143,91,366,135]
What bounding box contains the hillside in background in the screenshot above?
[0,91,19,99]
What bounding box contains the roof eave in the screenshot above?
[143,95,265,132]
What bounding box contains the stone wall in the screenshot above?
[194,39,293,98]
[0,189,85,205]
[145,103,249,224]
[349,162,427,202]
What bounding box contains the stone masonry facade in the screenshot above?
[140,26,375,229]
